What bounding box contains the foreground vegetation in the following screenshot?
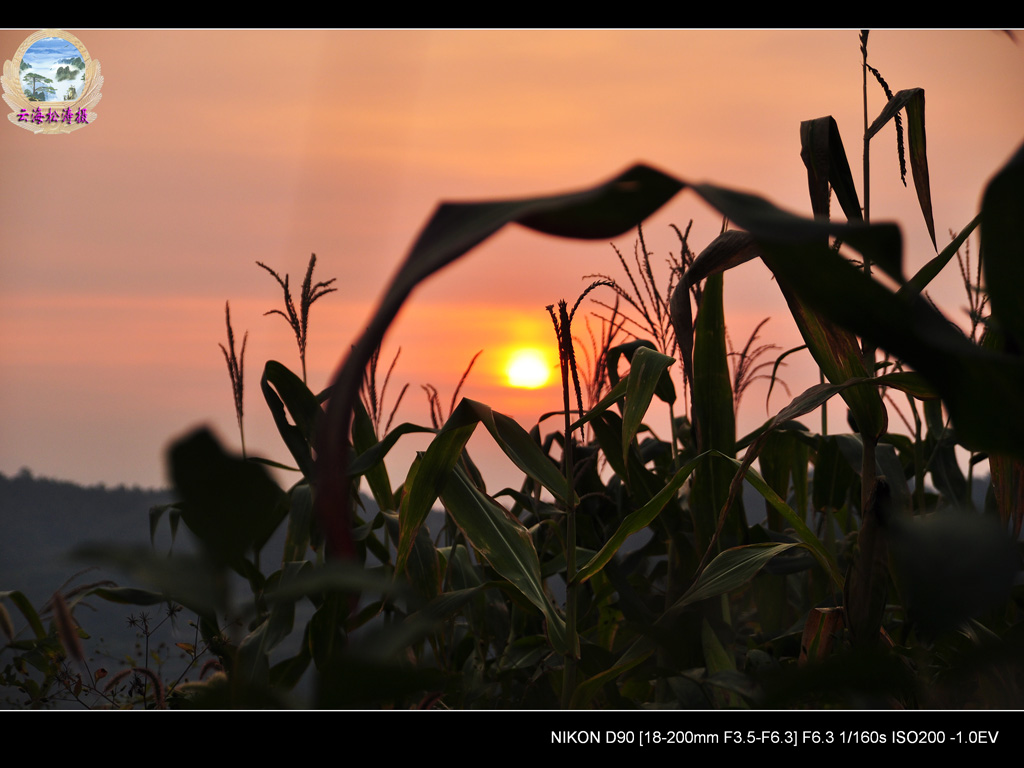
[3,32,1022,708]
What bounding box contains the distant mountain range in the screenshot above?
[1,469,173,605]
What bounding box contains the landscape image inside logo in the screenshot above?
[3,28,102,133]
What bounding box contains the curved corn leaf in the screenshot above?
[673,542,806,616]
[866,88,935,249]
[348,421,436,476]
[672,229,762,387]
[619,345,676,462]
[606,339,676,405]
[574,450,706,585]
[900,213,980,298]
[981,141,1024,352]
[570,647,653,709]
[351,399,396,511]
[318,149,1024,563]
[397,398,575,574]
[800,115,863,222]
[316,165,687,560]
[262,361,320,480]
[719,457,841,585]
[676,228,888,440]
[439,463,568,655]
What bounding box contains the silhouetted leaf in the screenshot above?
[800,115,863,222]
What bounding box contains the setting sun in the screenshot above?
[505,348,552,389]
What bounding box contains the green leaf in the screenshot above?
[607,340,676,405]
[406,586,485,625]
[672,230,763,389]
[398,398,575,574]
[757,429,809,532]
[575,451,707,585]
[282,482,313,563]
[439,464,568,655]
[261,361,321,481]
[900,214,980,298]
[261,561,309,654]
[779,282,888,440]
[351,399,396,511]
[876,371,939,400]
[619,345,676,462]
[570,647,652,709]
[0,602,12,641]
[676,542,804,611]
[722,458,841,584]
[677,227,888,441]
[587,409,661,506]
[263,560,400,604]
[348,421,436,476]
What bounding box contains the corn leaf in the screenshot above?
[981,142,1024,352]
[677,229,888,440]
[800,115,863,222]
[676,542,805,612]
[900,214,980,298]
[570,648,652,709]
[606,339,676,405]
[866,88,936,248]
[262,361,320,481]
[439,463,568,655]
[619,345,676,462]
[169,428,288,569]
[574,450,708,585]
[351,399,395,511]
[316,165,685,560]
[398,397,575,574]
[348,421,436,476]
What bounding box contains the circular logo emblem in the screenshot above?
[3,29,103,134]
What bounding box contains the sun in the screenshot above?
[505,348,552,389]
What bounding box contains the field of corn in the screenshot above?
[3,31,1023,710]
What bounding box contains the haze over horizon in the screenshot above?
[2,29,1022,491]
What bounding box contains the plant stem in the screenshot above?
[551,301,579,708]
[860,30,879,514]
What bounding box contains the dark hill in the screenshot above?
[0,469,172,604]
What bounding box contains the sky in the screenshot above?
[1,29,1022,493]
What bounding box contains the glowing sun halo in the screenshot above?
[506,348,551,389]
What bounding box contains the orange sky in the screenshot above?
[1,29,1022,490]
